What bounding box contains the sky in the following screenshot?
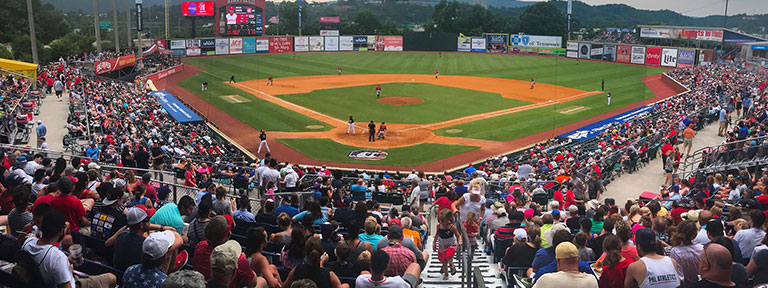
[523,0,768,17]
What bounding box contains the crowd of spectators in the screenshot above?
[589,30,641,44]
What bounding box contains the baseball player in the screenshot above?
[607,92,612,106]
[347,115,355,135]
[202,81,208,91]
[377,122,387,139]
[267,75,273,86]
[258,129,270,153]
[376,84,381,98]
[530,76,535,89]
[230,75,236,83]
[435,69,439,79]
[337,66,342,75]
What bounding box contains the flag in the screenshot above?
[269,16,279,24]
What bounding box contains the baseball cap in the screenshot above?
[126,207,148,225]
[523,208,534,220]
[496,207,507,215]
[551,209,561,219]
[143,230,175,260]
[15,156,27,166]
[57,176,73,193]
[101,184,123,206]
[87,162,101,170]
[706,218,724,236]
[634,228,656,251]
[211,240,241,274]
[513,228,527,240]
[509,210,524,221]
[555,242,579,259]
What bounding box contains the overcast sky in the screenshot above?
[522,0,768,17]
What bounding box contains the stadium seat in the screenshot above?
[493,237,515,263]
[79,259,125,284]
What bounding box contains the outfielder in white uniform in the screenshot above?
[607,92,612,106]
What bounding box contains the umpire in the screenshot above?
[368,121,376,142]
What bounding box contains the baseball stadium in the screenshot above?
[1,0,768,287]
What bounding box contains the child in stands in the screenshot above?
[435,209,461,280]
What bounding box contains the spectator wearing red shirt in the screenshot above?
[431,190,457,215]
[0,174,25,213]
[194,216,259,288]
[141,173,157,202]
[50,176,91,233]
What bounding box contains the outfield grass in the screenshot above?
[276,83,529,124]
[277,138,478,166]
[177,74,331,132]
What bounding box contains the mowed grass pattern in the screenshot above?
[276,83,529,124]
[181,52,666,138]
[277,138,478,166]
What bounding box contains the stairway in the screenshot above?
[419,236,505,288]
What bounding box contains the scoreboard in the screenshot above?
[216,0,264,36]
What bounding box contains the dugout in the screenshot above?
[403,32,457,51]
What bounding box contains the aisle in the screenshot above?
[32,89,71,151]
[420,234,505,287]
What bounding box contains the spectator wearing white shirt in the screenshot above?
[23,154,43,175]
[283,166,299,192]
[734,209,766,262]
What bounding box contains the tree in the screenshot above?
[354,10,380,34]
[518,1,567,36]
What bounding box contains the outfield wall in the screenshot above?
[565,41,709,69]
[167,35,404,57]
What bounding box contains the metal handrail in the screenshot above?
[454,212,471,288]
[678,134,768,178]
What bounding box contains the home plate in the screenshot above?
[548,100,553,102]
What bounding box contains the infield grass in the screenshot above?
[276,83,529,124]
[277,138,478,166]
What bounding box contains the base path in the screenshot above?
[164,63,682,172]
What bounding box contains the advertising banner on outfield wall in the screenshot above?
[458,36,471,52]
[294,36,309,52]
[566,50,578,58]
[511,47,538,54]
[677,49,695,67]
[590,44,603,60]
[269,36,292,53]
[325,36,339,51]
[617,45,631,63]
[645,47,661,66]
[353,36,367,51]
[367,36,377,50]
[320,30,340,36]
[201,39,215,49]
[538,48,566,56]
[381,36,403,51]
[471,38,486,52]
[185,39,201,56]
[602,45,617,62]
[567,41,579,51]
[170,40,185,50]
[484,33,508,53]
[510,34,562,48]
[309,36,324,51]
[171,49,186,57]
[578,43,591,59]
[661,48,678,67]
[215,39,229,55]
[630,46,646,64]
[243,38,256,54]
[339,36,353,51]
[256,38,269,52]
[229,38,243,54]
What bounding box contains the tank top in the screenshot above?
[639,256,680,288]
[459,193,485,222]
[347,239,366,264]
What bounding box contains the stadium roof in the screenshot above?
[637,25,765,43]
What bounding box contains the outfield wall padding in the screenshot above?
[403,32,457,51]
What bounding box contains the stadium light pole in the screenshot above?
[722,0,729,54]
[25,0,39,64]
[94,0,102,51]
[165,0,169,41]
[113,0,120,51]
[126,0,132,50]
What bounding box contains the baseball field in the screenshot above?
[164,52,671,171]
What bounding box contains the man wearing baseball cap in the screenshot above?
[122,230,183,288]
[111,207,152,270]
[533,242,598,288]
[193,216,260,288]
[208,240,249,288]
[90,183,127,239]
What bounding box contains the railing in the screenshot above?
[677,134,768,179]
[455,212,472,288]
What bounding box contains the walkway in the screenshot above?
[31,90,70,151]
[602,121,724,204]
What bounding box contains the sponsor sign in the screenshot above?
[661,48,678,67]
[566,50,578,58]
[538,48,565,56]
[471,38,486,52]
[510,34,562,48]
[367,36,376,50]
[269,36,292,53]
[339,36,353,51]
[94,55,136,74]
[645,47,661,66]
[229,38,243,54]
[677,49,695,67]
[561,105,653,141]
[578,43,591,59]
[590,47,603,56]
[320,30,340,36]
[171,49,186,57]
[381,36,403,51]
[617,45,631,63]
[150,90,203,123]
[182,1,214,16]
[353,36,367,44]
[324,36,339,51]
[147,65,184,82]
[485,33,508,53]
[319,16,340,23]
[169,40,186,50]
[640,27,674,39]
[681,28,723,41]
[256,38,269,52]
[602,45,617,62]
[294,36,309,52]
[215,38,229,55]
[606,28,634,33]
[348,150,388,160]
[630,46,646,64]
[309,36,324,51]
[155,40,166,49]
[458,36,471,52]
[242,37,256,53]
[185,39,201,56]
[200,38,215,48]
[567,41,578,51]
[752,45,768,50]
[510,47,538,54]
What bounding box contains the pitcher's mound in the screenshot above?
[378,97,424,106]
